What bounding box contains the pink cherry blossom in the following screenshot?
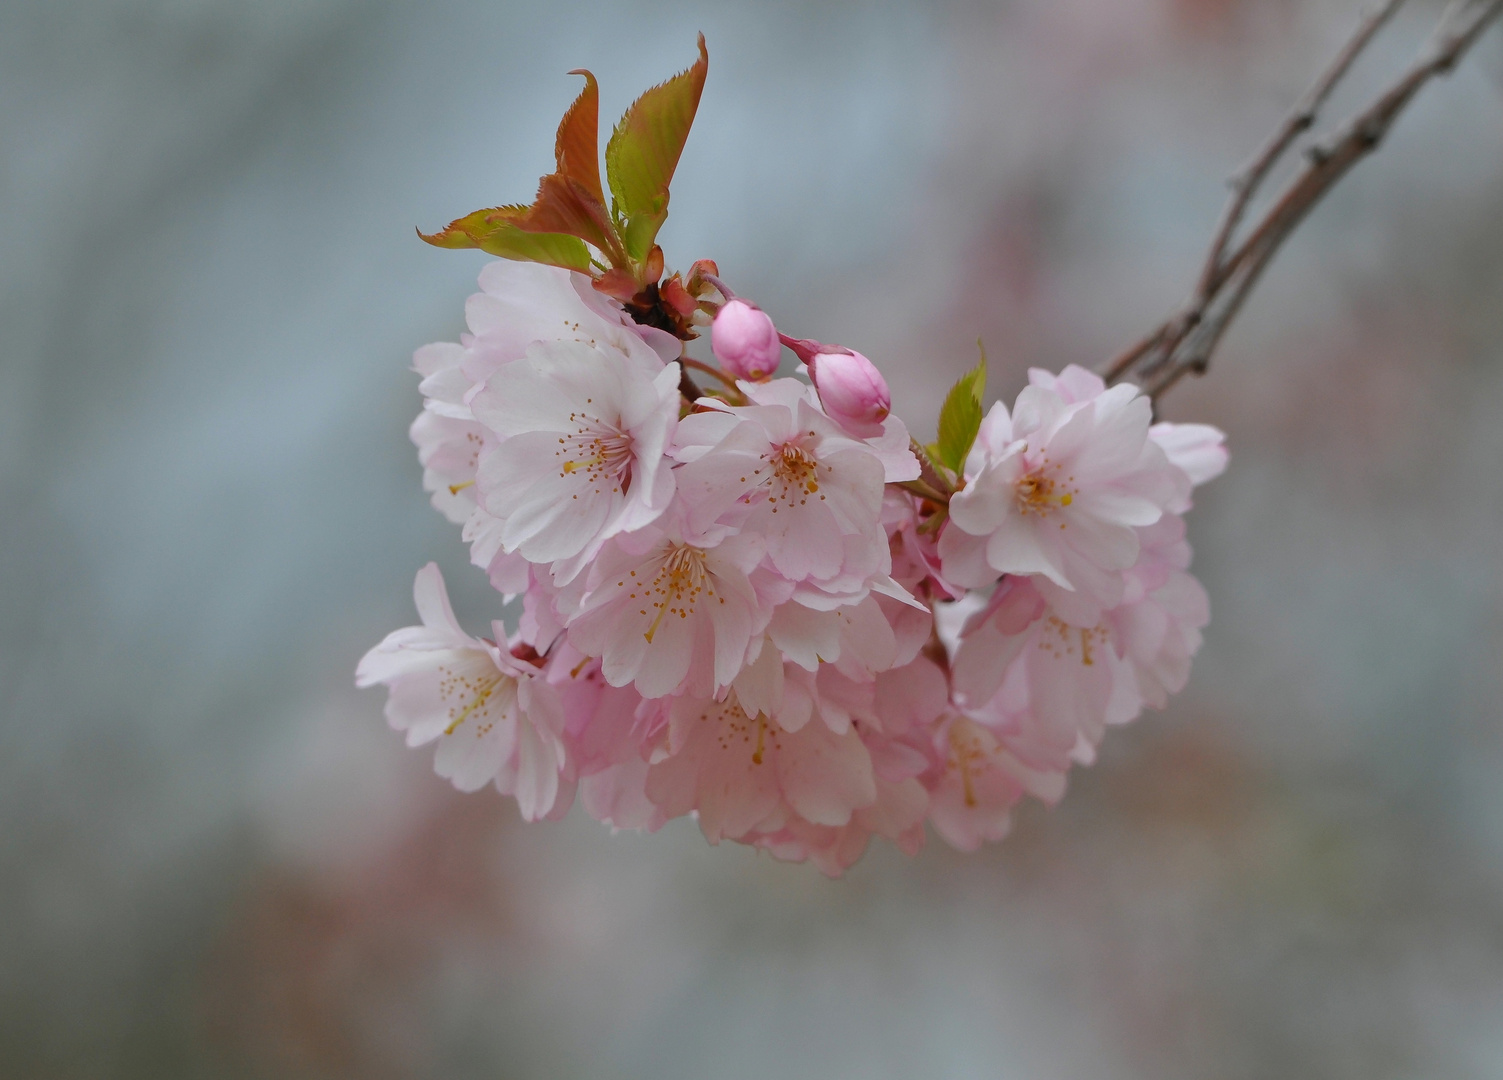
[411,262,679,593]
[749,773,929,876]
[711,299,781,381]
[565,523,767,698]
[458,261,669,391]
[408,407,531,602]
[413,263,667,430]
[543,647,666,832]
[1151,421,1229,511]
[939,365,1186,606]
[643,689,878,843]
[673,377,890,585]
[409,345,528,595]
[949,575,1138,773]
[461,514,534,599]
[355,564,568,820]
[409,381,486,527]
[1108,514,1211,710]
[374,233,1231,870]
[925,714,1066,851]
[765,594,898,680]
[871,654,951,736]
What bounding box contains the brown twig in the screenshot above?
[681,356,744,396]
[894,477,951,504]
[678,366,705,403]
[1196,0,1407,302]
[1103,0,1503,402]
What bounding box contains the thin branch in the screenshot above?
[681,356,744,395]
[678,366,705,403]
[1196,0,1407,301]
[1101,321,1171,383]
[893,478,950,504]
[1102,0,1503,403]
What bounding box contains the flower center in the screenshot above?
[699,694,780,764]
[746,436,826,513]
[1037,616,1109,667]
[947,719,987,808]
[437,665,515,736]
[638,543,720,643]
[556,404,634,495]
[1013,458,1076,518]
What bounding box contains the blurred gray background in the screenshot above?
[4,1,1503,1077]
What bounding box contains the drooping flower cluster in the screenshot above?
[358,40,1226,873]
[359,258,1226,873]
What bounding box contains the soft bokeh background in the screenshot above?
[5,1,1503,1076]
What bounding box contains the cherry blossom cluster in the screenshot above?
[357,260,1226,874]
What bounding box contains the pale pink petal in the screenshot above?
[776,723,877,826]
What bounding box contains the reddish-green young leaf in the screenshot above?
[928,346,987,476]
[515,173,624,264]
[605,34,709,262]
[419,67,628,273]
[642,244,664,283]
[418,207,592,272]
[659,274,698,319]
[591,267,639,302]
[555,70,605,207]
[418,204,527,247]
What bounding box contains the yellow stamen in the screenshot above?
[643,599,671,644]
[1014,464,1078,517]
[948,721,985,807]
[444,674,501,735]
[642,545,712,644]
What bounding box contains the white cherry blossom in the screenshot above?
[355,564,567,820]
[470,339,681,575]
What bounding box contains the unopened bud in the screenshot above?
[809,348,891,436]
[711,299,781,382]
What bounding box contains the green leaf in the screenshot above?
[418,207,592,272]
[472,226,592,271]
[604,34,709,263]
[929,345,987,475]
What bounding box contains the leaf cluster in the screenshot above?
[419,35,709,319]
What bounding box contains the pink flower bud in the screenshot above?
[809,348,891,437]
[711,299,781,381]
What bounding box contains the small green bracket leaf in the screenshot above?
[928,343,987,476]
